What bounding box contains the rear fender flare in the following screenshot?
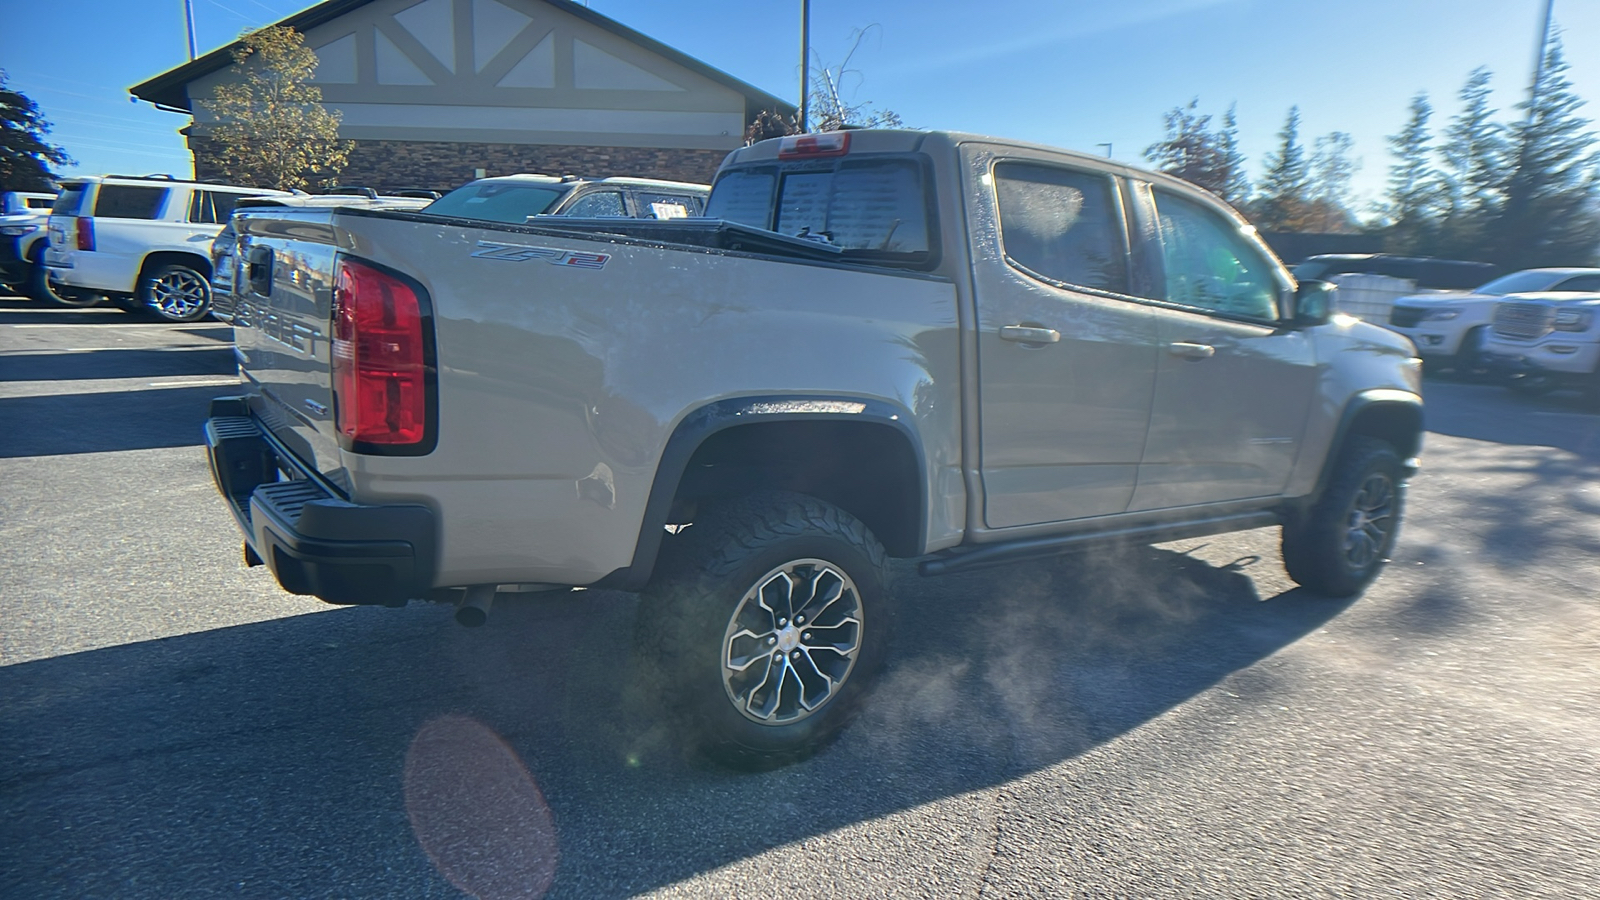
[594,395,927,591]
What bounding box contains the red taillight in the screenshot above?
[778,132,850,158]
[76,217,95,251]
[332,258,431,448]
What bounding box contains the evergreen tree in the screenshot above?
[1491,34,1600,267]
[1306,131,1360,232]
[1253,107,1313,231]
[0,71,73,192]
[1216,104,1251,206]
[1381,93,1438,254]
[1437,65,1505,248]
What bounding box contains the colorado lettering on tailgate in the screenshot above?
[470,240,610,269]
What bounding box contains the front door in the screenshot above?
[1128,185,1319,511]
[968,151,1162,528]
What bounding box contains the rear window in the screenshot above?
[52,185,89,216]
[423,182,566,224]
[707,156,934,265]
[94,185,167,220]
[638,191,702,219]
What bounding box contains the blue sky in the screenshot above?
[3,0,1597,212]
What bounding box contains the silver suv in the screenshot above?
[44,175,288,321]
[420,174,707,223]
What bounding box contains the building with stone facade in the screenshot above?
[130,0,795,191]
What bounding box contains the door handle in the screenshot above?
[999,325,1061,344]
[1166,341,1215,360]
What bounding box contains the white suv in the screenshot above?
[45,175,288,321]
[1386,267,1600,373]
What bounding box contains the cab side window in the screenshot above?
[993,162,1128,295]
[1151,190,1280,321]
[1556,274,1600,292]
[564,191,627,217]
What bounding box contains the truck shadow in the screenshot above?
[0,548,1351,899]
[0,384,227,457]
[0,347,236,382]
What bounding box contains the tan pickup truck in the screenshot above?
[204,129,1423,768]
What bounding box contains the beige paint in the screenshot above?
[186,0,748,149]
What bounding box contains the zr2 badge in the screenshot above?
[470,240,610,269]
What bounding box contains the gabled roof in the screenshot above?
[130,0,795,119]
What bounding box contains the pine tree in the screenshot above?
[0,71,73,192]
[1253,107,1313,231]
[1437,66,1505,241]
[1381,93,1438,254]
[1306,131,1360,232]
[1491,33,1600,267]
[206,27,352,191]
[1216,104,1250,206]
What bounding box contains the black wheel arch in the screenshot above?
[1309,389,1423,506]
[593,395,929,592]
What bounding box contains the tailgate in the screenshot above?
[230,209,345,486]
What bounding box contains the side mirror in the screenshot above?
[1292,279,1336,326]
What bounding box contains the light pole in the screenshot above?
[184,0,198,61]
[1527,0,1555,112]
[1096,142,1113,158]
[799,0,811,131]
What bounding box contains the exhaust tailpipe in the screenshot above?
[455,584,495,627]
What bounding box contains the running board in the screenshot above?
[918,510,1283,577]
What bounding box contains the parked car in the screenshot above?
[420,174,708,224]
[0,190,61,303]
[43,175,289,321]
[203,129,1422,769]
[1482,291,1600,397]
[209,192,435,322]
[1385,268,1600,373]
[1292,254,1501,291]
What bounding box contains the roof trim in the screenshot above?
[129,0,796,120]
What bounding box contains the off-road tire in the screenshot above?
[636,491,892,770]
[1282,437,1405,597]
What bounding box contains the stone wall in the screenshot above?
[187,136,729,192]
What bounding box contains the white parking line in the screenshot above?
[6,322,209,329]
[147,379,241,387]
[1530,410,1598,419]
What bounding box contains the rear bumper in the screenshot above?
[205,396,436,605]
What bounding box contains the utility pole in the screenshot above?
[184,0,198,61]
[799,0,811,132]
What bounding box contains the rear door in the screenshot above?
[966,146,1161,527]
[1126,183,1317,510]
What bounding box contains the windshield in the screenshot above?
[422,182,566,223]
[707,156,933,264]
[1472,270,1573,294]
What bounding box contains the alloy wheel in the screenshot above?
[1343,473,1395,570]
[720,558,864,725]
[150,269,208,320]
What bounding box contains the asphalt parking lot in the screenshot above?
[2,295,1599,899]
